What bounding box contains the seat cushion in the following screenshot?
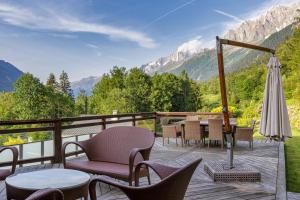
[65,160,131,179]
[0,169,11,181]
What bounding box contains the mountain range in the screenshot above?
[141,4,300,80]
[71,76,101,96]
[0,60,23,92]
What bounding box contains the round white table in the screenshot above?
[6,169,90,200]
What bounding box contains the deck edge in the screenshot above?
[276,142,287,200]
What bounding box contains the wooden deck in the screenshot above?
[0,138,296,200]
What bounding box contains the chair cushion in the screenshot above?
[65,160,131,179]
[0,169,11,181]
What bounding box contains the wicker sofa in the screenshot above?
[62,126,155,185]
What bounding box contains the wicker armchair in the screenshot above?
[235,120,256,150]
[0,146,18,181]
[162,125,183,146]
[62,126,155,186]
[89,159,202,200]
[25,188,64,200]
[208,119,224,149]
[184,120,204,146]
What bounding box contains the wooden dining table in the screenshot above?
[174,119,238,144]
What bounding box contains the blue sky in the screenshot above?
[0,0,298,81]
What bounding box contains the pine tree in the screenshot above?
[46,73,58,89]
[59,71,72,96]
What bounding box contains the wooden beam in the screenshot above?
[216,36,232,133]
[220,38,275,54]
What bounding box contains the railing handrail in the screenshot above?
[156,112,224,116]
[0,112,156,126]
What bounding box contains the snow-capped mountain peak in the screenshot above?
[142,2,300,75]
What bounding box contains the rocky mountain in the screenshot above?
[0,60,23,92]
[71,76,101,97]
[141,3,300,80]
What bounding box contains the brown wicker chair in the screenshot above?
[235,120,256,150]
[62,126,155,186]
[0,146,18,181]
[184,120,204,146]
[89,158,202,200]
[162,125,183,146]
[25,188,64,200]
[208,119,224,149]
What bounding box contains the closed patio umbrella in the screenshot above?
[260,56,292,140]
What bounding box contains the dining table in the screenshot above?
[174,119,238,144]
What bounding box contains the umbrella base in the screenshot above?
[204,161,261,182]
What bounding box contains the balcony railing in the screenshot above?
[0,112,222,167]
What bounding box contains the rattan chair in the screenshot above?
[235,120,256,150]
[89,159,202,200]
[208,119,224,149]
[25,188,64,200]
[0,146,18,181]
[184,120,204,147]
[162,125,183,146]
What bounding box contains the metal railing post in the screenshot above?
[19,144,23,167]
[41,141,44,164]
[132,115,136,126]
[154,113,158,137]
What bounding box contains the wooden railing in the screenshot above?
[0,112,156,167]
[0,112,223,167]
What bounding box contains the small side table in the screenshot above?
[6,169,90,200]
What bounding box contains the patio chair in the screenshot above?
[235,120,256,150]
[184,120,204,146]
[62,126,155,186]
[208,119,224,149]
[89,158,202,200]
[25,188,64,200]
[186,115,198,121]
[0,146,18,181]
[162,125,183,146]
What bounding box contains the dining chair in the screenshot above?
[184,120,204,147]
[208,119,224,149]
[235,120,256,150]
[162,125,183,146]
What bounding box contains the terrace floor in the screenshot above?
[1,138,298,200]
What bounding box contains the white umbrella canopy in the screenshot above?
[260,56,292,140]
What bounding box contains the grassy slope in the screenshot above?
[285,129,300,192]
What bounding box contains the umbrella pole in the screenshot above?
[216,36,233,169]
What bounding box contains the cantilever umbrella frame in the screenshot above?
[215,36,275,168]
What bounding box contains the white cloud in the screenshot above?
[213,9,243,22]
[49,33,77,39]
[86,43,100,49]
[0,2,157,48]
[177,36,203,54]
